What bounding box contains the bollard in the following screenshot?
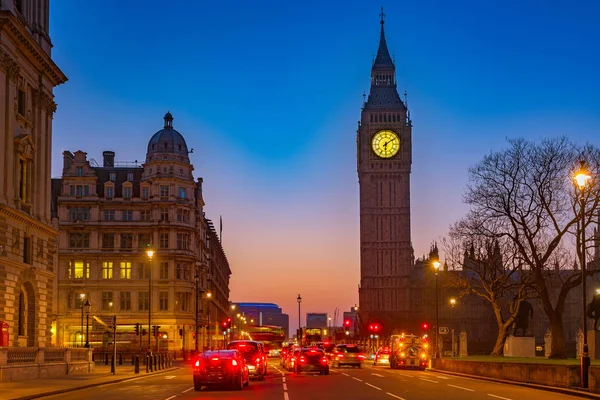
[154,354,158,371]
[110,355,115,374]
[146,355,150,373]
[161,354,165,369]
[119,353,123,365]
[105,353,109,365]
[134,355,140,374]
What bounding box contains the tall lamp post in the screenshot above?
[433,260,441,359]
[79,293,86,347]
[194,272,199,354]
[353,304,359,338]
[84,299,91,348]
[206,292,213,349]
[297,294,302,346]
[449,298,456,357]
[575,160,592,388]
[146,249,154,352]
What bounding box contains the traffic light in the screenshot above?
[422,322,430,330]
[142,328,147,336]
[152,325,161,337]
[134,323,140,335]
[344,319,351,328]
[227,317,232,328]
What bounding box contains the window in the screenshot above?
[127,172,134,182]
[176,292,190,312]
[70,207,90,221]
[160,207,168,221]
[122,210,133,221]
[73,185,89,197]
[141,210,151,221]
[160,185,169,197]
[77,167,83,176]
[179,187,186,198]
[68,260,89,279]
[69,233,89,248]
[120,292,131,311]
[176,263,183,280]
[109,173,116,182]
[106,186,114,199]
[102,233,115,249]
[123,186,131,199]
[142,187,149,199]
[104,209,115,221]
[120,261,132,279]
[120,234,133,249]
[101,292,113,311]
[159,262,169,280]
[23,236,31,264]
[18,159,29,203]
[138,263,149,279]
[18,89,26,115]
[177,233,190,250]
[159,233,169,249]
[138,233,151,248]
[159,291,169,311]
[177,209,190,223]
[138,292,149,311]
[102,261,113,279]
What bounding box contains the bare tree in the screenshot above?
[460,137,600,358]
[443,227,534,356]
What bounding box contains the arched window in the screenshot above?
[18,290,25,336]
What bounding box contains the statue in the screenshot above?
[511,299,534,336]
[586,292,600,330]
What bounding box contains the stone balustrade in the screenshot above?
[0,347,93,382]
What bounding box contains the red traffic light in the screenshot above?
[344,320,351,327]
[222,321,228,327]
[422,323,429,330]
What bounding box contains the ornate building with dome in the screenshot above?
[51,113,231,352]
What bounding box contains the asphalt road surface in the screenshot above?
[42,359,589,400]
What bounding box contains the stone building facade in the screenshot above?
[0,0,66,347]
[357,15,414,332]
[51,113,231,351]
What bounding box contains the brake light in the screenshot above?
[194,360,200,367]
[232,359,238,367]
[321,357,328,364]
[299,357,306,364]
[358,354,365,360]
[211,357,219,361]
[337,354,344,359]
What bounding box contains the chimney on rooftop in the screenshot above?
[103,151,115,167]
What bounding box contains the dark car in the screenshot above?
[193,350,249,391]
[227,340,266,380]
[330,344,365,368]
[293,348,329,375]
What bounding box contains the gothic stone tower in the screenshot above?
[357,14,413,333]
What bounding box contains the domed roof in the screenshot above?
[146,112,190,163]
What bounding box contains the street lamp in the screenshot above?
[297,294,302,346]
[574,160,592,388]
[353,304,359,337]
[206,291,213,349]
[449,298,456,357]
[433,260,441,359]
[79,293,85,347]
[146,249,154,352]
[83,299,91,348]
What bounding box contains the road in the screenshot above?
[42,359,588,400]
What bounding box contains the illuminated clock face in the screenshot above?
[371,130,400,158]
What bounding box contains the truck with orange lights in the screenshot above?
[389,334,429,370]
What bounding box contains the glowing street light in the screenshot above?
[433,260,441,359]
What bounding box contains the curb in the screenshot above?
[429,368,600,400]
[9,366,180,400]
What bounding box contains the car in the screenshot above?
[227,340,266,380]
[193,350,249,391]
[373,347,391,366]
[293,348,329,375]
[285,348,302,371]
[280,346,291,367]
[330,344,365,368]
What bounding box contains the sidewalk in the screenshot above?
[1,361,183,400]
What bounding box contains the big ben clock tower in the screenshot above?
[357,12,413,332]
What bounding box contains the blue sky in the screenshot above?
[50,0,600,330]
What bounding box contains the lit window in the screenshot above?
[102,261,113,279]
[120,262,132,279]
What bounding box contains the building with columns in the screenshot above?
[51,113,231,351]
[357,14,414,332]
[0,0,67,347]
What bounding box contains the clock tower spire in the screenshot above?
[357,11,414,333]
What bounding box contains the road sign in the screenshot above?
[439,327,449,335]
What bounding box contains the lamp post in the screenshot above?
[433,261,441,359]
[328,316,331,337]
[84,299,91,348]
[194,272,199,354]
[449,298,456,357]
[353,304,359,338]
[297,294,302,346]
[79,293,85,347]
[206,291,212,349]
[146,249,154,352]
[575,160,592,388]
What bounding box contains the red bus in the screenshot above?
[246,325,285,357]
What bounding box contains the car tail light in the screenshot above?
[194,360,201,367]
[299,356,306,364]
[337,354,344,359]
[358,354,365,360]
[211,357,219,361]
[321,357,328,364]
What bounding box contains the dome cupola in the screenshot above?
[146,112,190,163]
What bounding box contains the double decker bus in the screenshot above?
[246,325,285,357]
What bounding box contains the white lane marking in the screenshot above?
[448,384,474,392]
[430,375,450,380]
[386,393,407,400]
[419,377,439,383]
[397,372,412,377]
[164,376,176,379]
[488,395,512,400]
[283,383,287,390]
[365,382,382,390]
[353,377,363,382]
[372,373,385,377]
[181,387,194,393]
[342,372,349,376]
[164,396,176,400]
[282,376,286,382]
[284,391,290,400]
